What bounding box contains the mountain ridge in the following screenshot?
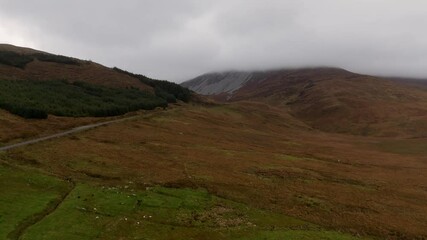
[182,67,357,99]
[182,68,427,137]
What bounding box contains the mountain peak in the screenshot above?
[181,67,353,99]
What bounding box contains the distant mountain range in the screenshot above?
[182,68,427,137]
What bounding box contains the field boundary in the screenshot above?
[7,181,75,240]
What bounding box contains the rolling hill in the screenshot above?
[0,44,151,90]
[182,68,427,137]
[0,44,191,119]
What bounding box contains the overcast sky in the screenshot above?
[1,0,427,82]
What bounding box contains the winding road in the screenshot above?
[0,115,138,152]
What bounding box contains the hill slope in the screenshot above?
[0,44,193,119]
[0,44,151,90]
[182,68,427,137]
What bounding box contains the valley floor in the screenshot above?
[1,103,426,239]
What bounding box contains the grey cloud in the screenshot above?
[0,0,426,81]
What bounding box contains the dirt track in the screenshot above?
[0,115,138,152]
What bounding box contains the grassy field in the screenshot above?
[0,162,69,239]
[17,183,365,240]
[2,103,427,239]
[0,159,365,240]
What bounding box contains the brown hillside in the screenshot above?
[5,104,426,239]
[186,68,427,137]
[0,109,102,145]
[0,44,151,91]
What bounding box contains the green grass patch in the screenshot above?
[0,164,68,239]
[22,184,370,240]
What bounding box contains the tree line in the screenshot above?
[0,80,167,119]
[113,67,192,103]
